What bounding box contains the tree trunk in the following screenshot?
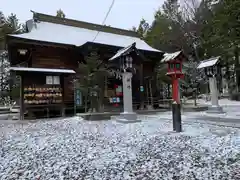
[194,92,197,106]
[98,90,104,112]
[84,94,88,113]
[234,47,240,91]
[167,84,170,98]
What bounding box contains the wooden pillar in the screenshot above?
[140,63,144,109]
[149,78,154,107]
[19,74,24,120]
[61,74,65,117]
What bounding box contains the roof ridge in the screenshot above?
[32,12,140,38]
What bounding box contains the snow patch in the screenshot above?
[0,118,239,179]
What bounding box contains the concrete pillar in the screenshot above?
[122,72,133,113]
[209,77,219,106]
[208,76,223,113]
[117,72,141,123]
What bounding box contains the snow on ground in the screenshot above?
[0,117,239,180]
[186,98,240,120]
[198,98,240,106]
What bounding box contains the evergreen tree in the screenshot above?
[133,0,240,96]
[0,12,24,105]
[0,50,10,105]
[56,9,66,18]
[132,19,150,38]
[76,48,108,112]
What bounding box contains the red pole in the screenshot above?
[172,77,180,104]
[171,76,182,132]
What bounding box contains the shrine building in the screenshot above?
[6,12,164,119]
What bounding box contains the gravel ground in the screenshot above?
[0,117,239,180]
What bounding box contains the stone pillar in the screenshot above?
[208,76,223,113]
[123,72,133,113]
[117,72,141,123]
[209,77,219,106]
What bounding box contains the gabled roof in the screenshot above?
[161,51,186,63]
[109,43,136,61]
[8,12,160,53]
[197,56,220,69]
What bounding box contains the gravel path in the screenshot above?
[0,117,239,180]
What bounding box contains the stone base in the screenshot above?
[116,112,141,123]
[207,106,224,114]
[146,105,154,110]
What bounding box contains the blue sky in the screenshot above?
[2,0,165,30]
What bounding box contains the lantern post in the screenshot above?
[109,43,141,123]
[161,51,186,132]
[197,56,223,113]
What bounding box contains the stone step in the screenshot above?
[0,107,10,114]
[111,115,157,121]
[0,113,19,120]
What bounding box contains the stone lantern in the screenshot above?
[109,43,141,123]
[161,51,186,132]
[166,58,184,103]
[197,56,223,113]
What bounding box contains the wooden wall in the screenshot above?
[25,46,80,104]
[31,46,78,103]
[9,41,160,107]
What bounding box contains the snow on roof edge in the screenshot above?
[8,34,82,47]
[8,21,161,53]
[197,56,221,69]
[109,43,135,61]
[161,51,183,63]
[9,67,76,74]
[9,33,161,53]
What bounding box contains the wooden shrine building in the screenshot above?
[6,12,163,119]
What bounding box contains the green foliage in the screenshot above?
[56,9,66,18]
[134,0,240,94]
[76,49,108,112]
[0,12,24,104]
[133,19,150,38]
[0,12,25,49]
[201,0,240,57]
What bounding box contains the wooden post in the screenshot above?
[172,77,182,132]
[61,75,65,117]
[140,63,144,109]
[149,79,154,108]
[74,80,76,116]
[146,80,149,106]
[19,75,24,120]
[47,108,49,118]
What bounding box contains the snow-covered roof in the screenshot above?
[161,51,182,63]
[9,21,160,52]
[197,56,220,69]
[109,43,135,61]
[9,67,75,74]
